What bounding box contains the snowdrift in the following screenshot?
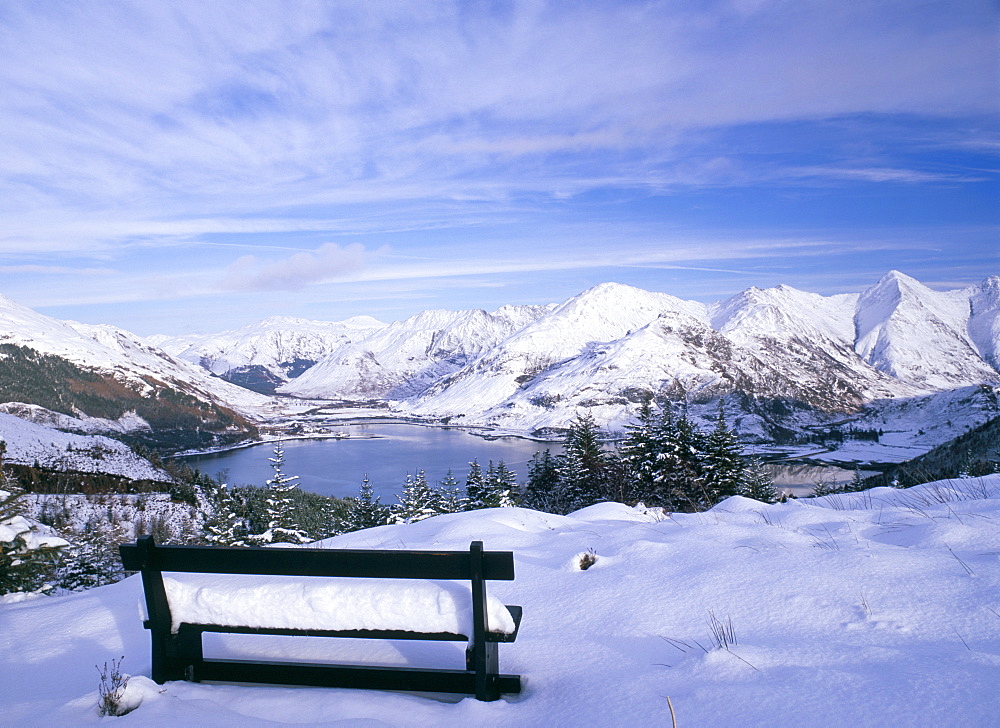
[2,476,998,726]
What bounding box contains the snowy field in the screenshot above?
[2,476,999,726]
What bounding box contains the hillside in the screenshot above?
[865,415,1000,487]
[0,292,270,453]
[2,475,998,725]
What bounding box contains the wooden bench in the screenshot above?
[119,536,522,701]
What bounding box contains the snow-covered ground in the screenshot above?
[2,476,998,726]
[0,413,170,482]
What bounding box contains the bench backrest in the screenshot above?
[119,536,515,581]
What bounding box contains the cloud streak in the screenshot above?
[219,243,372,292]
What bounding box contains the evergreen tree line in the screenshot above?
[521,404,779,515]
[199,443,521,545]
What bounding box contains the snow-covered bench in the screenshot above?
[119,536,522,701]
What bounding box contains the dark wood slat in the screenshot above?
[195,658,522,697]
[196,659,480,693]
[180,612,519,642]
[182,623,469,642]
[121,540,515,580]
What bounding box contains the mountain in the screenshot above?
[3,271,998,453]
[280,304,554,400]
[151,315,386,394]
[853,271,997,389]
[0,294,267,452]
[968,275,1000,370]
[261,273,1000,439]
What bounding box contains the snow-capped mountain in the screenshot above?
[151,315,386,394]
[280,304,554,400]
[968,275,1000,371]
[259,272,998,437]
[0,294,269,452]
[3,271,998,449]
[853,271,997,389]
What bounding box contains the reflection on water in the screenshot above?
[180,423,547,500]
[762,462,877,497]
[181,423,871,501]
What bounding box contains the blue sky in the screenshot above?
[0,0,997,335]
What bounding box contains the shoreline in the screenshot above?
[172,416,907,470]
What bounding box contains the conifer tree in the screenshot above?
[202,483,247,546]
[738,457,780,504]
[0,477,67,596]
[57,518,128,591]
[479,460,518,508]
[464,459,486,510]
[493,460,519,507]
[619,399,661,504]
[651,408,706,512]
[845,467,867,492]
[555,412,608,513]
[392,470,440,524]
[436,470,467,513]
[249,443,309,544]
[342,475,390,532]
[522,449,561,512]
[700,404,745,506]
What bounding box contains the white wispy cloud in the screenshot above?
[219,243,374,291]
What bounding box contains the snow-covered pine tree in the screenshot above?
[0,477,67,596]
[493,460,519,508]
[464,459,486,511]
[700,403,745,506]
[522,449,561,512]
[555,412,608,514]
[248,443,309,545]
[845,467,867,492]
[738,457,780,504]
[202,483,248,546]
[392,470,440,524]
[57,517,128,591]
[341,475,390,532]
[652,408,706,512]
[619,399,662,505]
[436,470,467,513]
[479,460,518,508]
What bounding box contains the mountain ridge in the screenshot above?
[1,272,997,447]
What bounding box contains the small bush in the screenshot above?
[97,656,133,717]
[576,548,598,570]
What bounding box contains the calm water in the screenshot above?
[180,423,864,501]
[181,423,548,500]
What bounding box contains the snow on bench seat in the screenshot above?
[161,573,517,637]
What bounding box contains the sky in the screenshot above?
[0,0,997,336]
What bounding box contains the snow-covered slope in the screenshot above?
[2,476,998,726]
[281,304,553,400]
[254,274,1000,437]
[854,271,996,389]
[0,294,274,422]
[0,412,169,481]
[0,295,271,413]
[968,275,1000,370]
[153,315,385,392]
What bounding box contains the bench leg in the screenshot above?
[466,641,500,701]
[149,626,204,683]
[174,626,205,681]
